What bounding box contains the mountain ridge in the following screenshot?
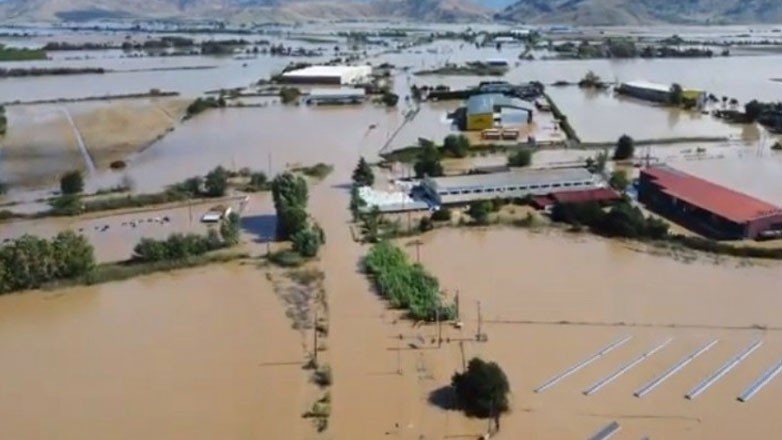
[495,0,782,25]
[0,0,492,22]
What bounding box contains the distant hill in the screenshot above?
[0,0,491,22]
[495,0,782,25]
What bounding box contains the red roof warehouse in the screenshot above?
[638,166,782,240]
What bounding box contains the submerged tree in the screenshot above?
[60,170,84,195]
[451,357,510,418]
[204,166,229,197]
[413,138,444,178]
[443,134,470,158]
[352,157,375,187]
[507,149,532,167]
[613,135,635,160]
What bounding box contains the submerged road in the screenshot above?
[61,108,96,176]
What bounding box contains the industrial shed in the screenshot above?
[465,93,534,131]
[419,168,596,206]
[638,166,782,240]
[280,65,371,85]
[305,88,366,105]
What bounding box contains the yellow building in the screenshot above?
[466,94,506,131]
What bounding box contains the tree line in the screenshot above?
[271,172,324,258]
[364,241,455,321]
[0,213,242,295]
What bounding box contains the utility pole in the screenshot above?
[436,307,442,348]
[455,290,460,321]
[312,309,318,367]
[476,300,483,342]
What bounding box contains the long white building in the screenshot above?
[280,65,372,85]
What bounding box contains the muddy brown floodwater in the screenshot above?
[0,265,311,440]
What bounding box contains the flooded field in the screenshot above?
[0,265,311,440]
[2,22,782,440]
[1,98,188,188]
[355,228,782,440]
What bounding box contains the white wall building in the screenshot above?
[280,65,372,85]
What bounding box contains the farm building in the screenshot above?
[638,166,782,240]
[418,168,596,206]
[280,65,371,85]
[305,88,366,105]
[617,80,706,106]
[465,93,534,131]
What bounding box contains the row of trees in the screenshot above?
[364,241,455,321]
[272,172,324,258]
[0,231,95,294]
[551,199,669,240]
[133,213,240,263]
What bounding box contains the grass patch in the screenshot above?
[0,44,46,61]
[291,163,333,180]
[267,249,307,267]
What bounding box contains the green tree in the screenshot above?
[249,172,268,190]
[176,176,203,196]
[382,91,399,107]
[349,186,367,220]
[272,172,308,209]
[352,157,375,187]
[51,230,95,278]
[60,170,84,195]
[744,100,763,122]
[49,194,83,215]
[608,170,630,191]
[613,135,635,160]
[443,134,470,158]
[451,357,510,418]
[277,205,309,240]
[670,83,683,106]
[204,166,229,197]
[219,212,241,246]
[414,139,444,178]
[507,149,532,167]
[468,201,492,225]
[291,227,322,258]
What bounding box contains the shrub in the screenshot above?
[443,134,470,158]
[431,207,452,222]
[508,149,532,167]
[364,241,455,321]
[204,166,229,197]
[60,170,84,195]
[608,170,630,190]
[382,91,399,107]
[468,201,492,225]
[313,365,332,387]
[268,249,306,267]
[352,157,374,187]
[280,87,301,104]
[292,227,322,258]
[418,216,434,232]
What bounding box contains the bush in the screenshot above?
[613,135,635,160]
[508,149,532,167]
[468,201,492,225]
[381,91,399,107]
[451,357,510,418]
[280,87,301,104]
[292,227,323,258]
[272,172,310,239]
[443,134,470,158]
[132,227,233,263]
[364,241,455,321]
[418,216,434,232]
[414,139,444,178]
[431,207,452,222]
[60,170,84,195]
[49,194,83,215]
[313,365,332,387]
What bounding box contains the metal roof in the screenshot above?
[427,168,594,193]
[466,93,511,116]
[642,166,782,223]
[309,88,366,98]
[621,81,671,94]
[281,65,369,78]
